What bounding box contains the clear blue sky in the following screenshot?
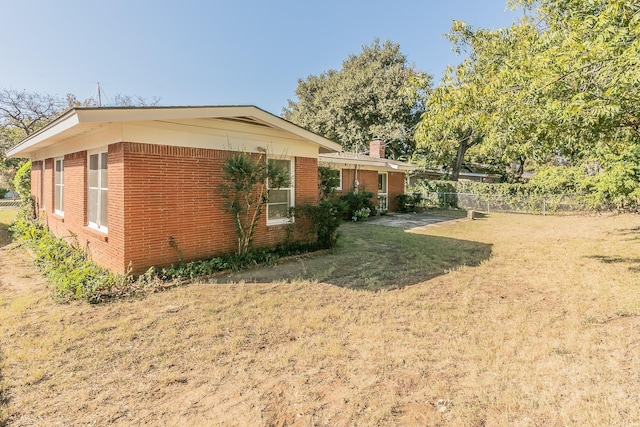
[0,0,522,115]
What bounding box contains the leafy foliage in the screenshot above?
[284,39,430,159]
[294,201,346,248]
[9,213,125,303]
[220,152,289,255]
[156,242,321,282]
[339,191,376,220]
[291,164,346,249]
[13,160,31,200]
[411,0,640,205]
[396,193,424,213]
[412,172,640,212]
[318,166,340,200]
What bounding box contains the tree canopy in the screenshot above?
[283,40,430,159]
[0,87,160,192]
[413,0,640,205]
[0,88,66,191]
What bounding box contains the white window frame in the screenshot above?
[378,172,388,196]
[266,158,295,226]
[87,148,108,233]
[40,160,45,211]
[378,172,388,212]
[336,168,343,191]
[54,157,64,216]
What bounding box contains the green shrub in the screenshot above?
[318,166,341,200]
[220,152,289,255]
[339,190,376,220]
[411,165,640,213]
[396,192,424,213]
[9,215,126,303]
[294,200,346,248]
[0,189,7,199]
[156,242,320,282]
[13,160,31,200]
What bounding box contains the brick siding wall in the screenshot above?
[32,142,320,275]
[333,167,406,212]
[120,143,319,273]
[388,171,405,212]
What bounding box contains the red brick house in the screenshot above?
[7,106,341,274]
[319,140,418,212]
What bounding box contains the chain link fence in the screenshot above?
[0,199,21,208]
[416,192,588,215]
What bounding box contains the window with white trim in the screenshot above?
[54,157,64,216]
[267,158,294,225]
[378,172,388,212]
[88,149,108,232]
[40,161,45,210]
[336,168,343,190]
[378,172,388,195]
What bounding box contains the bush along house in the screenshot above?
[6,106,341,275]
[318,139,418,212]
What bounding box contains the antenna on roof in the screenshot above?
[87,82,110,107]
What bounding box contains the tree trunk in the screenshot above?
[450,128,481,181]
[450,141,468,181]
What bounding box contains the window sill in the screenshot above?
[51,213,65,223]
[84,226,109,242]
[267,219,294,227]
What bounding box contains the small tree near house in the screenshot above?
[220,151,289,255]
[293,166,346,249]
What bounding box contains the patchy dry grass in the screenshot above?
[0,207,17,247]
[1,212,640,425]
[221,220,492,290]
[0,207,17,426]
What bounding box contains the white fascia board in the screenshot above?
[73,105,255,123]
[319,156,418,172]
[6,110,79,158]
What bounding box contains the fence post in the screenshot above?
[543,198,546,216]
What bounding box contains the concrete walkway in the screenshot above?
[365,211,466,230]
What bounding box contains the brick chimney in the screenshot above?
[369,139,385,158]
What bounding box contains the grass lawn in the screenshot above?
[1,212,640,425]
[0,207,17,248]
[219,219,492,290]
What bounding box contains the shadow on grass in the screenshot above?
[586,255,640,272]
[616,226,640,235]
[0,349,8,427]
[0,207,18,249]
[0,222,14,250]
[217,222,492,291]
[615,226,640,241]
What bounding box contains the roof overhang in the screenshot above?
[319,153,418,172]
[412,169,501,179]
[6,105,342,158]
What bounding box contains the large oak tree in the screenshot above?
[283,40,430,160]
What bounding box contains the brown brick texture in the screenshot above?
[334,167,406,212]
[33,142,320,275]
